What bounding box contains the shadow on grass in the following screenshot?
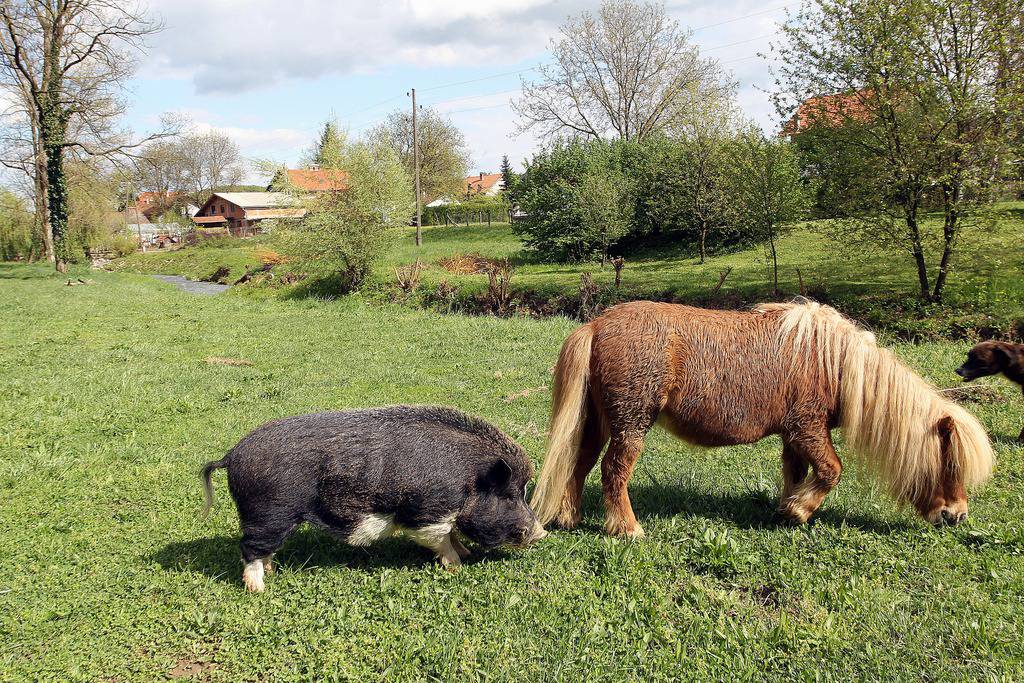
[993,433,1023,448]
[0,262,62,280]
[278,272,352,301]
[572,480,916,534]
[152,526,512,586]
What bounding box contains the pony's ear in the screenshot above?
[937,415,956,442]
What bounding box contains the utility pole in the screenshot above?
[410,87,422,247]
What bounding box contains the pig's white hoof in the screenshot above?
[243,559,266,592]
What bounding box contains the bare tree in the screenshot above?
[177,130,245,201]
[136,140,187,196]
[0,0,179,271]
[514,0,732,141]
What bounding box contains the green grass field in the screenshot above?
[2,264,1023,680]
[113,203,1024,339]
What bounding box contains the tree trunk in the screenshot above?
[768,225,779,295]
[43,112,70,273]
[40,35,70,273]
[699,222,707,264]
[34,141,54,263]
[905,210,931,301]
[932,184,961,303]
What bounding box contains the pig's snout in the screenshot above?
[520,518,548,546]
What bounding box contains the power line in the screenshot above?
[424,89,519,109]
[337,93,406,121]
[418,66,540,94]
[444,102,512,116]
[690,4,791,32]
[722,54,764,65]
[703,33,778,52]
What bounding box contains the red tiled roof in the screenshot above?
[465,172,503,195]
[137,191,181,205]
[784,89,874,135]
[284,169,349,192]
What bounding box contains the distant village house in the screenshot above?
[426,172,505,208]
[192,192,306,236]
[268,168,349,193]
[465,172,504,198]
[135,191,181,220]
[783,89,874,138]
[190,169,347,236]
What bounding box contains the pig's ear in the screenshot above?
[480,458,513,490]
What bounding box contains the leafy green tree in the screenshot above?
[514,140,635,262]
[305,119,346,169]
[775,0,1024,301]
[369,108,469,205]
[676,109,740,263]
[284,137,412,292]
[729,132,811,295]
[570,169,630,265]
[0,188,34,261]
[499,155,516,194]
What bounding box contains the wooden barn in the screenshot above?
[192,192,306,236]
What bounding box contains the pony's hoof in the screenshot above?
[777,503,811,525]
[605,521,645,539]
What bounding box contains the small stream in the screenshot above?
[152,274,229,295]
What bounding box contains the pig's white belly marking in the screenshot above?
[347,512,459,550]
[348,513,396,545]
[403,513,457,547]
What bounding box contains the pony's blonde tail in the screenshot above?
[530,324,594,525]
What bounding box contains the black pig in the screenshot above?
[201,405,546,591]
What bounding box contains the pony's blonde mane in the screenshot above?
[757,301,993,503]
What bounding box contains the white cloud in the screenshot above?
[143,0,593,94]
[138,0,793,173]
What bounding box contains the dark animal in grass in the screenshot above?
[202,405,547,592]
[531,301,994,537]
[956,341,1024,442]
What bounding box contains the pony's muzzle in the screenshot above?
[940,509,968,526]
[933,507,962,528]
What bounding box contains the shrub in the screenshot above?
[281,138,412,293]
[513,135,766,263]
[100,232,139,258]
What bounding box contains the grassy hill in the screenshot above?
[112,203,1024,339]
[1,263,1022,680]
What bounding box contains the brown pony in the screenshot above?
[530,301,993,537]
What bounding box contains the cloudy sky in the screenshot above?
[125,0,794,182]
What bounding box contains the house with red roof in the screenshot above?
[135,191,183,220]
[268,168,349,193]
[783,89,874,137]
[464,172,504,198]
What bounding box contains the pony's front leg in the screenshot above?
[778,427,842,524]
[601,432,646,538]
